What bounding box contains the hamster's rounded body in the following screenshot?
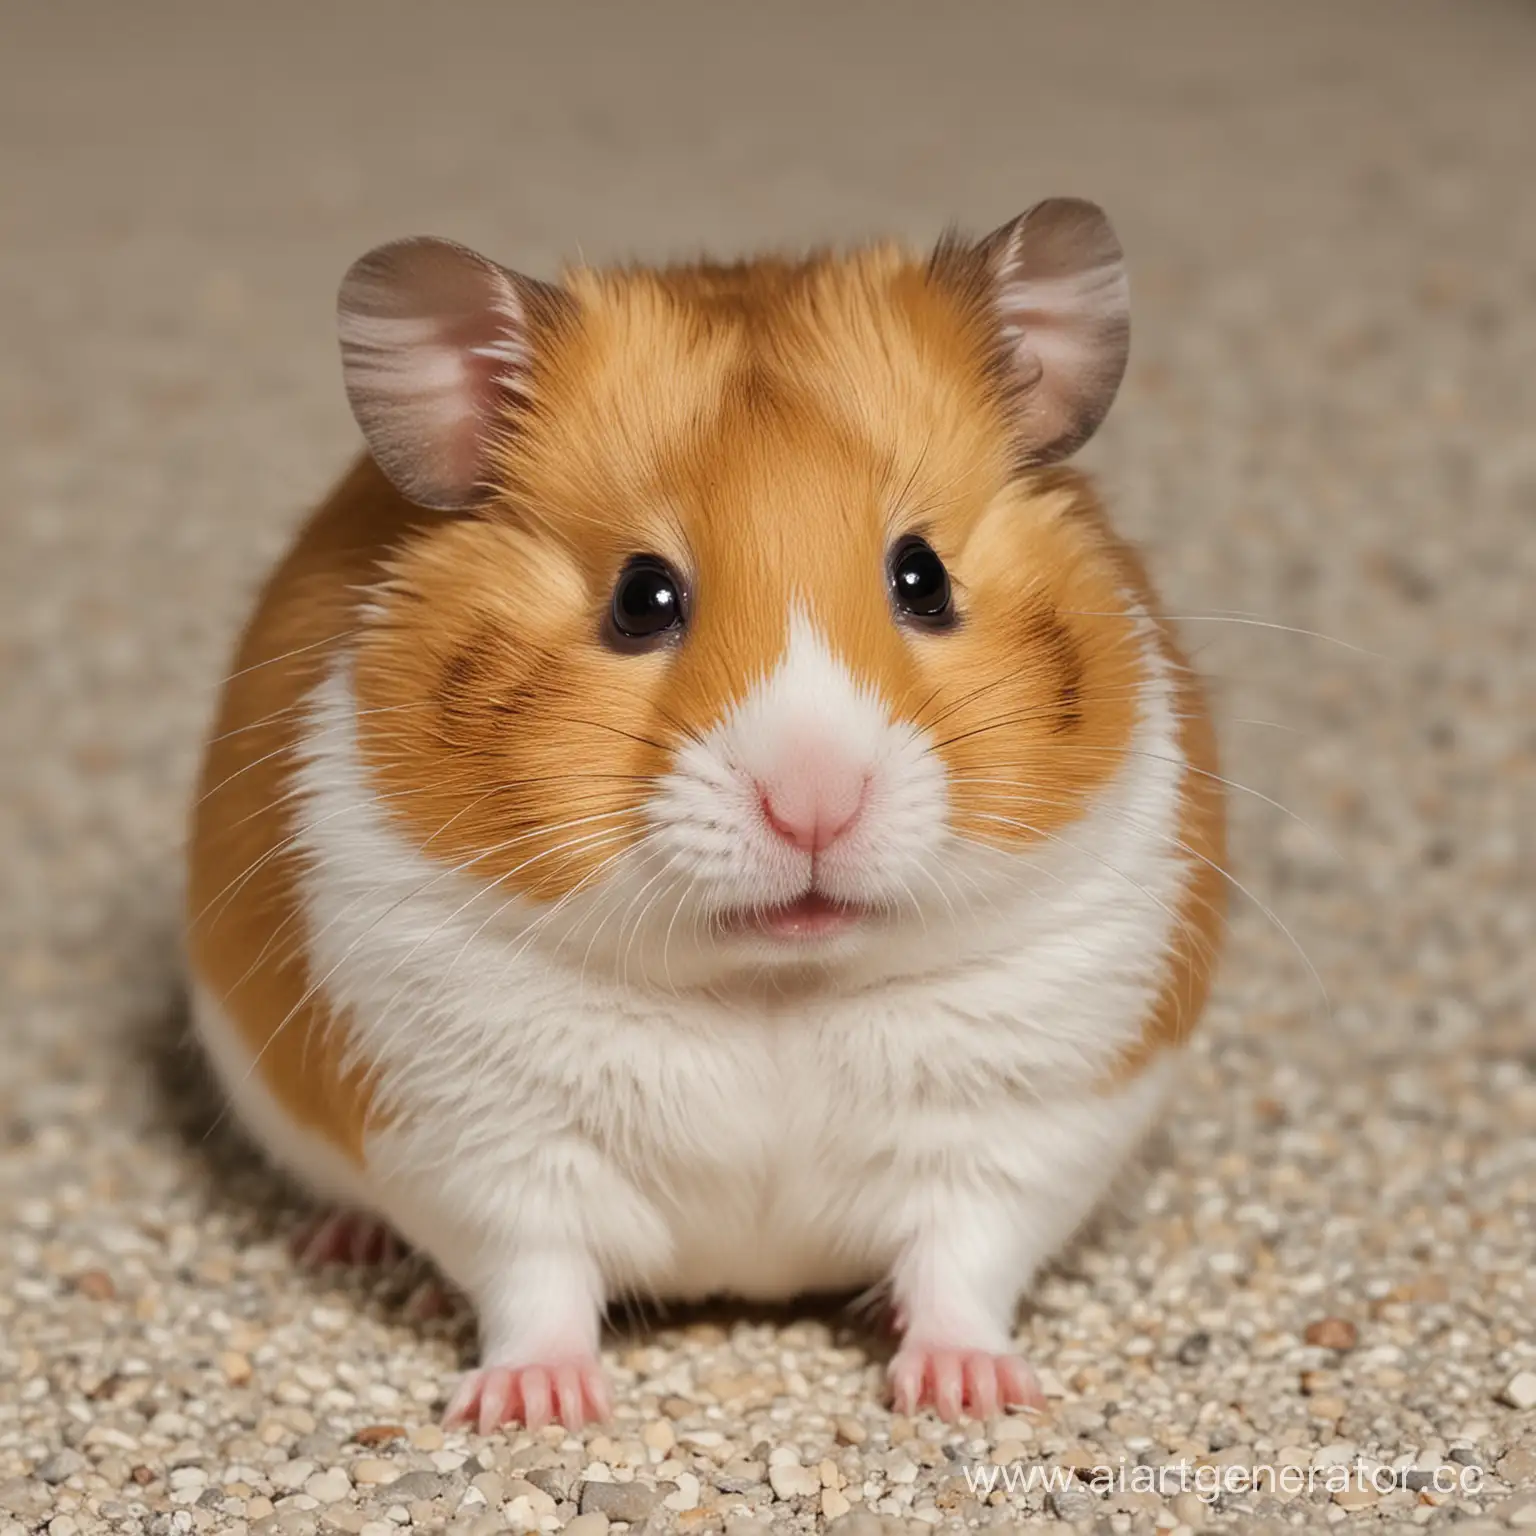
[187,207,1225,1430]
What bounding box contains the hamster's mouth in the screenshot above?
[718,892,871,943]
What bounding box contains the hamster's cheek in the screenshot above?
[347,521,666,904]
[929,487,1145,851]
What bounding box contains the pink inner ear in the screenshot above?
[338,239,533,511]
[1002,268,1122,377]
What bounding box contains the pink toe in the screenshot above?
[932,1351,965,1421]
[582,1364,613,1422]
[292,1210,402,1270]
[520,1367,552,1432]
[443,1372,479,1427]
[293,1212,340,1266]
[479,1368,514,1435]
[999,1355,1047,1411]
[966,1353,1001,1419]
[405,1280,451,1321]
[554,1365,586,1430]
[889,1351,924,1414]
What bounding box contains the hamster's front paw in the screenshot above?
[443,1358,611,1434]
[888,1343,1046,1422]
[291,1209,405,1269]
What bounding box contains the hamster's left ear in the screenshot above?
[336,237,571,510]
[945,197,1130,464]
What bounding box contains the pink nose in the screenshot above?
[758,763,868,855]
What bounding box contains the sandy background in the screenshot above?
[2,3,1533,1533]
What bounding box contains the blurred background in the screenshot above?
[1,1,1533,1528]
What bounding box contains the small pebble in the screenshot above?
[641,1420,675,1455]
[1175,1331,1211,1366]
[663,1471,700,1511]
[821,1488,852,1520]
[220,1350,253,1385]
[384,1471,446,1500]
[36,1451,87,1486]
[579,1479,668,1522]
[1304,1316,1360,1351]
[524,1467,574,1501]
[351,1426,408,1447]
[350,1460,399,1486]
[304,1468,352,1503]
[714,1458,766,1494]
[1171,1491,1208,1528]
[768,1462,821,1500]
[1047,1487,1098,1521]
[1332,1483,1380,1510]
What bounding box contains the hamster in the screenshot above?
[186,197,1225,1433]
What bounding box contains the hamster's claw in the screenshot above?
[291,1209,404,1269]
[889,1345,1046,1422]
[444,1359,611,1434]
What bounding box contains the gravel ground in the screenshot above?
[2,3,1534,1533]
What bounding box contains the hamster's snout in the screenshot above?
[644,616,952,965]
[755,738,871,855]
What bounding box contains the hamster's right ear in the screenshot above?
[936,198,1130,465]
[337,237,572,510]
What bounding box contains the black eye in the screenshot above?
[608,556,685,646]
[890,537,954,626]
